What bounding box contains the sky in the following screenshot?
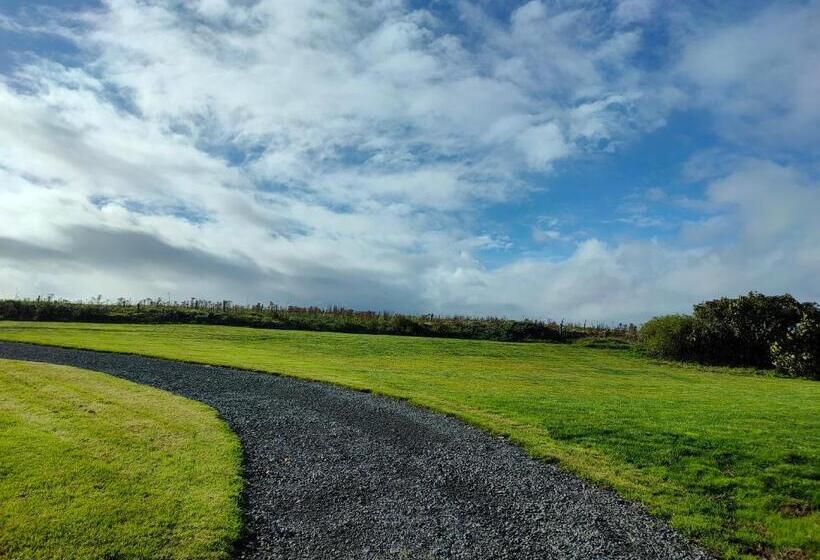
[0,0,818,323]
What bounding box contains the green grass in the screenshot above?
[0,357,243,560]
[0,322,817,559]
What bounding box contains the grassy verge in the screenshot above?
[0,321,817,559]
[0,357,243,560]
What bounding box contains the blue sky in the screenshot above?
[0,0,818,322]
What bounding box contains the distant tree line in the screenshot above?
[639,292,819,379]
[0,297,637,344]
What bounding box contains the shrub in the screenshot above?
[770,304,820,379]
[639,314,694,360]
[574,337,633,350]
[640,293,819,378]
[689,292,805,369]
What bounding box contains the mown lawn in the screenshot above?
[0,357,243,560]
[0,321,817,559]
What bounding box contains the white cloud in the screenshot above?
[678,1,820,149]
[516,122,571,170]
[614,0,655,25]
[702,160,820,248]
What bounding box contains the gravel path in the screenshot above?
[0,341,712,560]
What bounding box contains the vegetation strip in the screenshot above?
[0,298,634,343]
[0,341,711,560]
[0,358,242,560]
[0,322,817,559]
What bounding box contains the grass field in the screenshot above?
[0,358,243,560]
[0,322,817,559]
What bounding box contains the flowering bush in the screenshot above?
[770,305,820,379]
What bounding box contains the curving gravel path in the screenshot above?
[0,341,712,560]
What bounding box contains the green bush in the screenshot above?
[640,294,819,378]
[574,337,634,350]
[639,314,694,360]
[690,292,805,369]
[770,305,820,379]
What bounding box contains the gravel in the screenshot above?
[0,341,713,560]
